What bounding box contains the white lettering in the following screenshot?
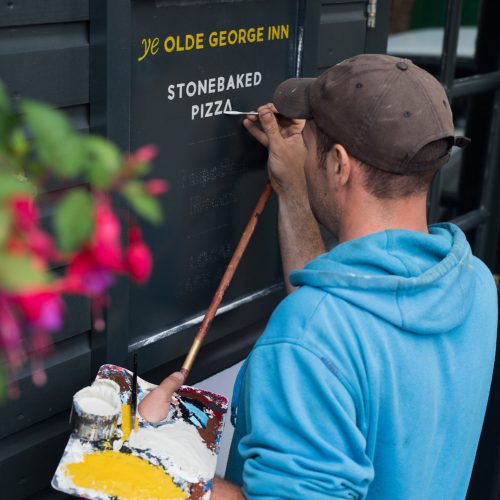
[191,104,200,120]
[186,81,197,97]
[167,72,263,100]
[190,99,233,120]
[205,101,214,118]
[217,77,225,92]
[198,79,207,95]
[208,78,216,94]
[177,82,186,99]
[214,100,223,115]
[226,75,235,91]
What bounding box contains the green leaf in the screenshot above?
[21,100,82,178]
[0,81,14,152]
[122,180,163,224]
[0,252,48,292]
[0,173,34,202]
[0,208,12,249]
[24,161,45,181]
[9,127,29,158]
[54,188,94,252]
[81,135,122,189]
[133,162,152,177]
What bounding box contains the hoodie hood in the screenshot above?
[290,223,474,335]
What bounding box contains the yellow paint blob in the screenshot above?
[65,450,187,499]
[121,404,131,440]
[122,404,139,440]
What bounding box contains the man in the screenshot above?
[140,54,497,498]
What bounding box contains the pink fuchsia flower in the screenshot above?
[126,240,152,283]
[125,226,153,284]
[66,248,115,295]
[10,195,37,231]
[9,196,58,260]
[90,196,125,272]
[144,179,169,196]
[0,294,24,369]
[13,291,64,333]
[129,145,158,164]
[27,228,58,260]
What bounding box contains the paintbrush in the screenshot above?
[131,353,138,433]
[224,110,259,116]
[181,182,273,377]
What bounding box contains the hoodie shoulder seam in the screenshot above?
[251,339,362,413]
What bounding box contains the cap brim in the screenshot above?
[454,136,471,149]
[273,78,316,119]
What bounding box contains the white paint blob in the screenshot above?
[129,420,216,482]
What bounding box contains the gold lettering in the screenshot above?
[227,30,238,45]
[138,37,160,62]
[196,32,204,50]
[219,30,227,46]
[151,37,160,55]
[247,28,256,43]
[208,31,218,48]
[164,36,176,52]
[183,34,194,51]
[176,35,185,52]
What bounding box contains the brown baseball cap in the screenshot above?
[273,54,469,174]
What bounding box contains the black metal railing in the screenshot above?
[427,0,500,275]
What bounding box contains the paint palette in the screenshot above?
[52,364,228,499]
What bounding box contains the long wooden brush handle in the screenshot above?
[181,182,273,376]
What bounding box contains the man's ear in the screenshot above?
[327,144,351,187]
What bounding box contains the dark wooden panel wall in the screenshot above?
[0,2,92,499]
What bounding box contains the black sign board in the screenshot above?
[100,0,300,365]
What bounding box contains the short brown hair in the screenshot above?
[311,120,443,199]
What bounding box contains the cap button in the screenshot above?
[396,62,408,71]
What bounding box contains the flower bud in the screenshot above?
[11,195,37,231]
[126,241,152,283]
[131,145,158,164]
[144,179,169,196]
[92,197,124,272]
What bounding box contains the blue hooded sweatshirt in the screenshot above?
[225,224,497,499]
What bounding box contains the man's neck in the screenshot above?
[337,193,429,244]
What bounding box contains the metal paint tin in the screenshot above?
[71,385,121,441]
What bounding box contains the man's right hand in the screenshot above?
[243,104,307,206]
[243,104,325,294]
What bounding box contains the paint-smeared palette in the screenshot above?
[52,364,228,499]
